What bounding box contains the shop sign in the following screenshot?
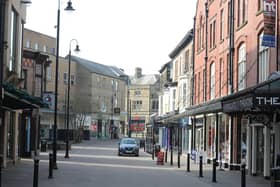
[223,97,253,112]
[254,96,280,106]
[114,107,120,114]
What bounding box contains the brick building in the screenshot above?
[191,0,280,179]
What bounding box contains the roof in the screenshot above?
[130,74,160,85]
[159,61,172,73]
[169,29,193,59]
[70,55,127,79]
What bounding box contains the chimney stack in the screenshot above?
[135,67,142,79]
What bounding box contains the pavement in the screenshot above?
[1,138,270,187]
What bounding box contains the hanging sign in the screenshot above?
[262,0,276,47]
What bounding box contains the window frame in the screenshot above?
[238,43,246,90]
[258,32,270,82]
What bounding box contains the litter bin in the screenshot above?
[271,167,280,187]
[41,140,47,152]
[154,145,161,157]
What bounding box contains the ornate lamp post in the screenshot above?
[65,39,80,158]
[53,0,75,169]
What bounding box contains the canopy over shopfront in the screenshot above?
[223,73,280,115]
[2,82,47,110]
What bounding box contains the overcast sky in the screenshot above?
[25,0,196,75]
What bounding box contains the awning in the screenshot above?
[222,75,280,113]
[2,82,48,110]
[186,98,223,116]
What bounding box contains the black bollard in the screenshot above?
[0,163,1,187]
[165,149,168,163]
[152,146,155,160]
[48,153,53,179]
[212,159,217,182]
[177,152,180,168]
[187,153,190,172]
[33,158,39,187]
[241,164,246,187]
[199,155,203,177]
[170,147,173,166]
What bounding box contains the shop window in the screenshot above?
[241,118,248,163]
[206,116,216,159]
[219,114,229,163]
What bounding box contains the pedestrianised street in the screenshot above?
[2,139,269,187]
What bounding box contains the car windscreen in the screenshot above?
[121,139,136,144]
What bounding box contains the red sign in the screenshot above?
[90,124,97,132]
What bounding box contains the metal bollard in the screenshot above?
[187,153,190,172]
[165,149,168,163]
[48,153,53,179]
[0,164,1,187]
[199,155,203,177]
[241,164,246,187]
[170,147,173,166]
[212,159,217,182]
[177,152,181,168]
[33,158,39,187]
[152,146,155,160]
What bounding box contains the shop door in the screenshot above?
[256,127,264,175]
[271,134,275,167]
[195,127,203,152]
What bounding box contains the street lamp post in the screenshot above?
[65,39,80,158]
[53,0,75,169]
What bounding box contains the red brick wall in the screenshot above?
[194,0,278,104]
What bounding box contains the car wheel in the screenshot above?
[118,150,121,156]
[136,152,139,157]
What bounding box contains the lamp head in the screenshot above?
[65,1,75,11]
[74,45,80,53]
[21,0,32,4]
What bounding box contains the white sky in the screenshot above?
[25,0,196,75]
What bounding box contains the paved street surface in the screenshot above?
[2,138,270,187]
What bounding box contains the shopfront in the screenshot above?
[218,114,230,167]
[194,117,204,154]
[222,76,280,178]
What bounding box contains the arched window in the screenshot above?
[258,32,269,82]
[238,43,246,90]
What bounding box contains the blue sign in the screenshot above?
[262,34,275,47]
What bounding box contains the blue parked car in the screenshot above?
[118,138,139,156]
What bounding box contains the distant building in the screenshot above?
[156,29,193,157]
[71,56,128,139]
[128,67,160,138]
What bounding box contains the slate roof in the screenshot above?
[70,55,127,79]
[169,29,193,59]
[130,74,160,85]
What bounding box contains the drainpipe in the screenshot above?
[191,17,196,106]
[276,0,279,71]
[191,17,196,152]
[0,0,5,104]
[229,0,234,94]
[204,2,209,103]
[229,0,235,169]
